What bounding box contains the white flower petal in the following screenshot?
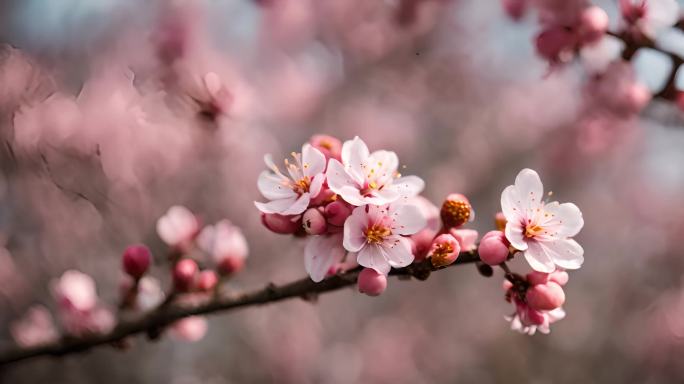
[514,168,544,215]
[505,222,528,251]
[254,197,298,214]
[343,136,370,184]
[392,175,424,199]
[357,245,391,275]
[382,236,414,268]
[524,241,556,273]
[305,235,345,282]
[343,206,368,252]
[326,159,358,194]
[389,203,427,236]
[302,143,327,177]
[544,238,584,270]
[309,173,325,198]
[501,185,523,222]
[257,171,296,200]
[281,193,311,215]
[543,202,584,238]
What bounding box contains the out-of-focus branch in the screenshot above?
[0,251,481,367]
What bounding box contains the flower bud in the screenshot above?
[357,268,387,296]
[122,245,152,279]
[197,270,219,292]
[579,6,609,44]
[526,271,550,286]
[525,306,547,325]
[494,212,507,231]
[526,282,566,311]
[217,256,245,276]
[535,26,576,63]
[409,228,437,261]
[324,200,352,227]
[624,83,651,114]
[549,270,569,286]
[449,228,478,252]
[440,194,472,228]
[261,213,301,234]
[428,234,461,267]
[173,259,198,292]
[478,231,510,266]
[303,208,327,235]
[502,0,527,21]
[309,134,342,161]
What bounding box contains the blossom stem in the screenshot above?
[0,251,481,366]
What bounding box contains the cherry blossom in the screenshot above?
[343,203,426,275]
[171,316,208,342]
[326,136,424,206]
[304,234,346,282]
[196,219,249,269]
[156,206,200,249]
[51,270,98,312]
[255,144,327,215]
[501,169,584,273]
[620,0,679,38]
[10,305,58,348]
[506,301,566,335]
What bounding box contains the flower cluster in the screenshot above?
[10,205,248,347]
[256,136,479,296]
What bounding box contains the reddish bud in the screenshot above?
[428,234,461,267]
[357,268,387,296]
[579,6,609,44]
[303,208,327,235]
[197,270,219,292]
[526,282,566,310]
[478,231,510,266]
[261,213,301,234]
[535,26,576,63]
[173,259,198,292]
[502,0,527,21]
[440,194,472,228]
[122,245,152,279]
[217,256,245,276]
[324,200,352,227]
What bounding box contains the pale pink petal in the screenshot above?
[337,185,368,206]
[156,206,198,246]
[366,188,400,205]
[257,171,296,200]
[382,236,414,268]
[389,203,426,236]
[254,197,298,214]
[281,193,311,215]
[368,150,399,180]
[505,222,528,251]
[392,175,424,199]
[524,242,557,273]
[343,136,370,184]
[543,202,584,238]
[171,316,208,342]
[301,143,327,177]
[326,159,358,194]
[305,235,346,282]
[514,168,544,214]
[343,206,368,252]
[357,245,391,275]
[309,173,325,198]
[543,238,584,270]
[501,185,523,222]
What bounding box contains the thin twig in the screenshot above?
[0,251,481,367]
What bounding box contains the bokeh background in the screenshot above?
[1,0,684,382]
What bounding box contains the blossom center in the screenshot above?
[524,223,544,238]
[365,225,391,244]
[292,176,311,195]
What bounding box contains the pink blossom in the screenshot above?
[450,229,478,252]
[343,204,426,275]
[60,306,116,337]
[326,137,424,206]
[304,234,346,282]
[357,268,388,296]
[51,270,98,312]
[506,300,566,335]
[501,169,584,273]
[10,305,58,348]
[156,206,200,249]
[196,220,249,269]
[427,233,461,267]
[255,144,327,215]
[526,281,566,310]
[171,316,208,342]
[620,0,679,38]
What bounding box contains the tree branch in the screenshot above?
[0,251,482,367]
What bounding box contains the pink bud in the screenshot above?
[357,268,388,297]
[549,270,569,286]
[449,228,478,252]
[535,26,576,63]
[171,316,208,342]
[526,271,550,286]
[261,213,301,234]
[303,208,327,235]
[501,0,527,21]
[526,282,566,311]
[440,193,472,229]
[624,83,652,114]
[409,228,437,261]
[579,6,609,44]
[310,187,336,206]
[122,245,152,279]
[217,256,244,276]
[197,270,218,292]
[428,234,461,267]
[478,231,509,266]
[526,306,547,325]
[324,200,352,227]
[173,259,198,292]
[309,134,342,161]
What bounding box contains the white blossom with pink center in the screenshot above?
[196,219,249,264]
[343,204,426,275]
[156,205,200,248]
[501,169,584,273]
[326,136,424,206]
[255,144,327,215]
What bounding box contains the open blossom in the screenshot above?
[197,220,248,267]
[343,204,426,275]
[156,205,200,248]
[10,305,58,348]
[255,144,326,215]
[51,270,115,336]
[501,169,584,273]
[326,136,424,206]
